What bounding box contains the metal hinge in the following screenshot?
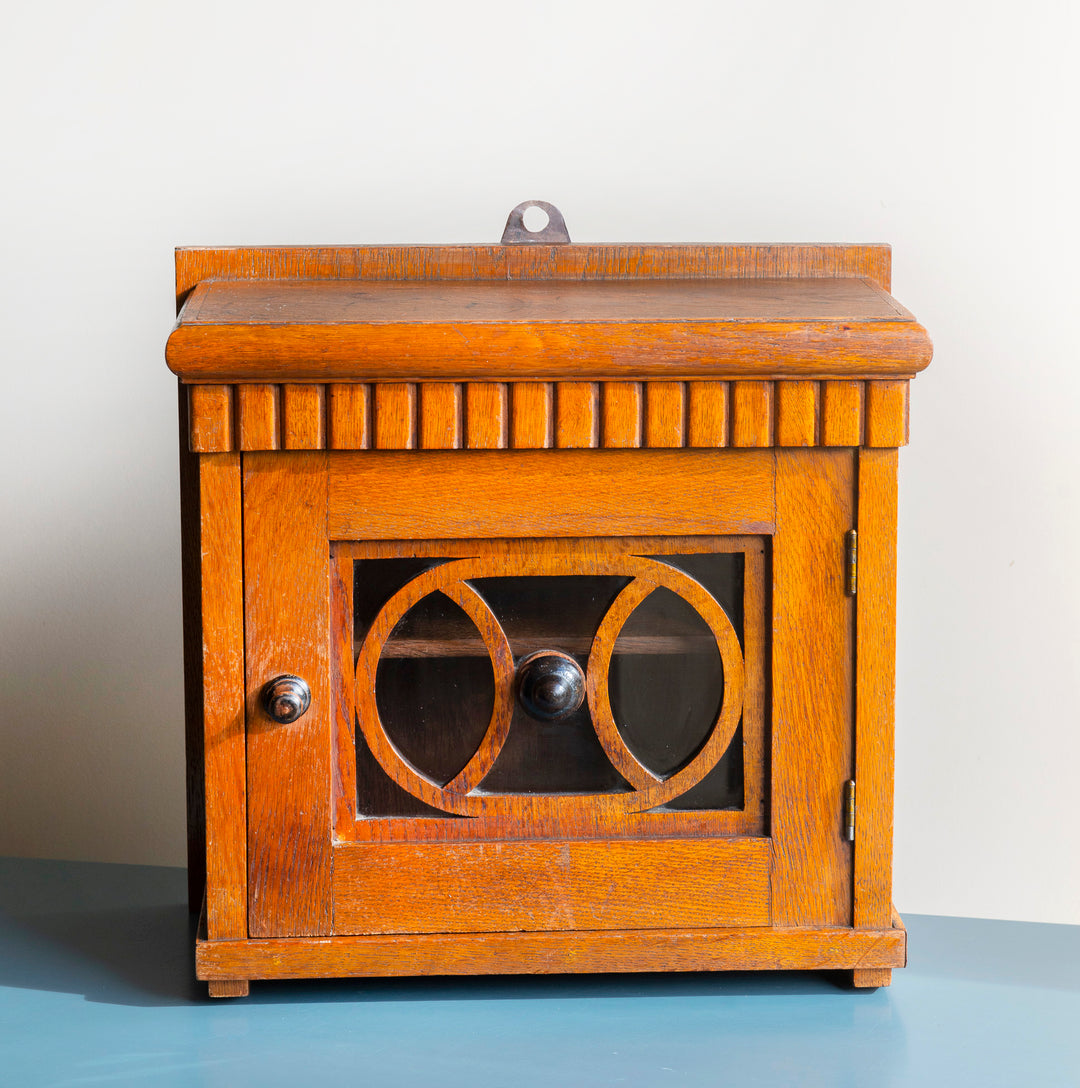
[844,779,856,842]
[844,530,858,596]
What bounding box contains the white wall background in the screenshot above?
[2,1,1077,925]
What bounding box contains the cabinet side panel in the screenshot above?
[200,452,247,938]
[179,385,205,912]
[244,452,332,936]
[854,449,898,928]
[772,449,855,926]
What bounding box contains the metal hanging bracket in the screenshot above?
[500,200,572,245]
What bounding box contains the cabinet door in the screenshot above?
[242,448,855,938]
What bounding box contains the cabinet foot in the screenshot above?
[208,979,250,998]
[851,968,891,989]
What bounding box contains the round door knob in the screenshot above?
[261,674,311,724]
[516,651,586,722]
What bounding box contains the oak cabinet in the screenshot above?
[169,219,930,996]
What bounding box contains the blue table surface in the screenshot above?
[0,857,1076,1087]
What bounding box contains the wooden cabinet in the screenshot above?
[169,226,930,996]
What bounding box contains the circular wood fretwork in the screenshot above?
[354,555,745,818]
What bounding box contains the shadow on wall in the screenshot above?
[0,499,187,867]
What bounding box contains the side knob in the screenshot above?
[516,651,586,722]
[261,674,311,724]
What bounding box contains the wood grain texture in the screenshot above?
[418,382,462,449]
[644,382,686,448]
[510,382,554,448]
[864,381,909,447]
[465,383,508,449]
[330,552,357,839]
[236,384,279,451]
[178,387,205,911]
[772,449,855,926]
[333,839,770,935]
[196,917,907,980]
[169,319,931,383]
[731,382,773,447]
[601,382,643,448]
[555,382,599,448]
[208,979,250,998]
[187,379,911,451]
[176,243,895,302]
[854,449,898,931]
[821,381,864,446]
[199,453,247,940]
[168,260,931,383]
[852,968,893,988]
[327,384,370,450]
[282,384,325,450]
[775,381,818,447]
[329,450,775,540]
[188,385,233,453]
[687,381,729,447]
[335,532,767,844]
[243,452,332,937]
[373,383,416,450]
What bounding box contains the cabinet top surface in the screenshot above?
[166,243,931,382]
[178,276,912,326]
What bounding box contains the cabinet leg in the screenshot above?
[852,968,891,989]
[208,979,250,998]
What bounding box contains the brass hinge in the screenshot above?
[844,530,858,596]
[844,779,856,842]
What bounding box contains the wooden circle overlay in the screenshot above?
[354,554,744,818]
[586,566,745,808]
[355,566,515,815]
[440,581,516,795]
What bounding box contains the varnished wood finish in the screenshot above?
[731,381,774,447]
[176,243,895,303]
[327,384,370,450]
[852,968,893,988]
[509,382,553,448]
[176,240,927,993]
[196,915,907,980]
[865,381,910,447]
[555,382,600,448]
[687,381,729,447]
[208,979,250,998]
[771,450,854,926]
[199,453,247,939]
[601,382,643,447]
[353,552,749,820]
[854,449,898,931]
[333,533,768,844]
[282,384,325,450]
[168,264,930,383]
[418,382,462,450]
[187,379,913,453]
[328,450,775,540]
[373,383,416,450]
[821,381,863,446]
[644,382,686,448]
[243,452,332,937]
[178,387,204,911]
[188,385,232,453]
[465,383,508,449]
[333,839,770,935]
[775,381,818,447]
[236,384,279,451]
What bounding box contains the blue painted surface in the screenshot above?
[1,857,1077,1087]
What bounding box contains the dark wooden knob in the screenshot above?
[516,652,585,721]
[261,675,311,724]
